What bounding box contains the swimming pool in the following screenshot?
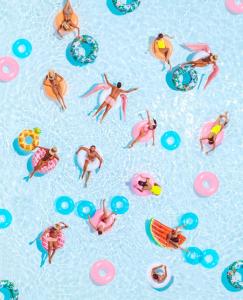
[0,0,242,299]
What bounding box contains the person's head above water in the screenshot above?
[117,82,122,88]
[158,33,164,39]
[48,70,56,80]
[208,136,215,145]
[149,119,157,130]
[90,145,96,152]
[97,224,104,235]
[210,54,218,61]
[152,273,159,281]
[49,147,58,155]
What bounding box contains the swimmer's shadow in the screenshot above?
[29,231,48,267]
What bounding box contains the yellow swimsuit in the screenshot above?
[157,39,166,49]
[150,185,162,196]
[211,124,222,135]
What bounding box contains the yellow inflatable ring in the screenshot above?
[18,128,41,151]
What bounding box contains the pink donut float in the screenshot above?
[132,120,153,143]
[90,209,115,233]
[201,121,224,147]
[32,148,58,174]
[0,56,19,82]
[130,173,155,196]
[90,260,116,285]
[194,172,219,197]
[225,0,243,14]
[41,229,65,250]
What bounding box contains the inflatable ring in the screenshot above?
[227,260,243,289]
[90,209,115,233]
[180,212,199,230]
[172,65,198,91]
[77,200,96,219]
[225,0,243,14]
[90,260,116,285]
[151,37,173,63]
[161,131,181,151]
[201,249,219,269]
[0,209,12,229]
[41,228,65,250]
[0,57,19,82]
[147,263,172,290]
[18,128,41,151]
[54,11,79,35]
[184,247,203,265]
[130,173,155,196]
[0,280,19,300]
[194,172,219,197]
[55,196,75,215]
[132,120,153,143]
[112,0,141,14]
[70,35,99,64]
[77,149,102,172]
[12,39,32,59]
[43,75,67,101]
[32,148,58,174]
[201,121,224,147]
[110,195,129,215]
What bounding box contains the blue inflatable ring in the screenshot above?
[77,200,96,220]
[184,247,203,265]
[161,131,181,151]
[12,39,32,59]
[201,249,219,269]
[0,209,12,229]
[111,195,129,215]
[180,212,199,230]
[55,196,75,215]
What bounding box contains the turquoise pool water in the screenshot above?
[0,0,243,299]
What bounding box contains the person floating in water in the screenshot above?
[135,175,162,196]
[128,110,157,148]
[43,71,67,110]
[57,0,80,37]
[151,264,167,283]
[154,33,173,69]
[166,225,185,249]
[76,145,103,187]
[93,74,138,123]
[43,222,68,264]
[200,112,229,154]
[28,146,59,179]
[182,53,218,68]
[88,199,116,235]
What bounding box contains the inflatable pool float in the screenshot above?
[201,249,219,269]
[132,120,153,143]
[0,57,19,82]
[227,260,243,289]
[112,0,141,14]
[32,148,58,174]
[54,11,79,35]
[110,195,129,215]
[225,0,243,14]
[0,280,19,300]
[147,263,172,289]
[161,130,181,151]
[184,247,203,265]
[41,229,65,250]
[77,149,102,172]
[180,212,199,230]
[130,173,155,196]
[194,171,219,197]
[43,77,67,100]
[200,121,224,147]
[77,200,96,219]
[172,65,198,91]
[89,209,115,233]
[55,196,75,215]
[90,260,116,285]
[18,128,41,151]
[151,37,173,63]
[12,39,32,59]
[149,218,186,249]
[0,209,12,229]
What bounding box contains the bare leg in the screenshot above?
[82,159,89,179]
[48,242,53,264]
[93,101,107,117]
[50,249,56,263]
[100,105,112,123]
[52,87,65,110]
[84,171,91,188]
[69,21,80,36]
[63,0,73,17]
[57,25,64,37]
[56,88,66,109]
[128,134,144,148]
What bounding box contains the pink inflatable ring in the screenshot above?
[90,260,115,285]
[0,56,19,82]
[41,229,65,250]
[225,0,243,14]
[130,173,155,196]
[90,209,115,233]
[201,121,224,147]
[194,172,219,197]
[132,120,153,143]
[32,148,58,174]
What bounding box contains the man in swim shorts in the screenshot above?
[200,112,229,154]
[28,146,59,179]
[93,73,138,123]
[76,145,103,187]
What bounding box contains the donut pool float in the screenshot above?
[200,121,224,147]
[0,56,19,82]
[32,148,58,174]
[201,249,219,269]
[0,209,12,229]
[89,209,115,233]
[18,128,41,152]
[130,173,155,196]
[112,0,141,14]
[43,76,67,100]
[184,247,203,265]
[194,172,219,197]
[12,38,32,59]
[0,280,19,300]
[225,0,243,14]
[180,212,199,230]
[132,120,153,143]
[55,196,75,215]
[41,229,65,250]
[77,200,96,219]
[147,263,172,289]
[227,260,243,289]
[161,131,181,151]
[90,259,115,285]
[172,65,198,91]
[54,11,79,35]
[110,195,129,215]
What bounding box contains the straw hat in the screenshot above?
[49,147,58,155]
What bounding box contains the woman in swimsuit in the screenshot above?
[166,226,185,249]
[76,145,103,187]
[151,264,167,283]
[57,0,80,37]
[93,73,138,123]
[154,33,173,69]
[128,110,157,148]
[43,71,67,110]
[200,112,229,154]
[28,146,59,179]
[135,175,162,196]
[88,199,116,235]
[182,53,218,68]
[44,222,68,264]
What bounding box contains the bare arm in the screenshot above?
[122,87,138,94]
[164,34,174,39]
[57,74,64,82]
[37,146,49,150]
[152,130,155,145]
[104,73,112,87]
[59,222,68,229]
[43,78,51,87]
[76,146,88,155]
[54,155,59,161]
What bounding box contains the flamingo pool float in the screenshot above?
[225,0,243,14]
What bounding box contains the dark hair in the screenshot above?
[90,145,96,148]
[152,274,159,280]
[158,33,164,39]
[117,82,122,88]
[208,137,214,144]
[138,180,146,187]
[98,231,103,235]
[152,119,157,129]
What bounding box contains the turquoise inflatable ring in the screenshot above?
[227,260,243,289]
[110,195,129,215]
[0,209,12,229]
[77,200,96,220]
[70,35,99,64]
[180,212,199,230]
[12,39,32,59]
[172,65,198,91]
[184,247,203,265]
[55,196,75,215]
[0,280,19,300]
[161,130,181,151]
[112,0,141,14]
[201,249,219,269]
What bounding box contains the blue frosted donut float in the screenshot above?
[172,65,198,91]
[227,260,243,289]
[70,35,98,64]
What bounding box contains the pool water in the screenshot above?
[0,0,243,300]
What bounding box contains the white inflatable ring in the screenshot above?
[147,263,172,289]
[77,150,102,172]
